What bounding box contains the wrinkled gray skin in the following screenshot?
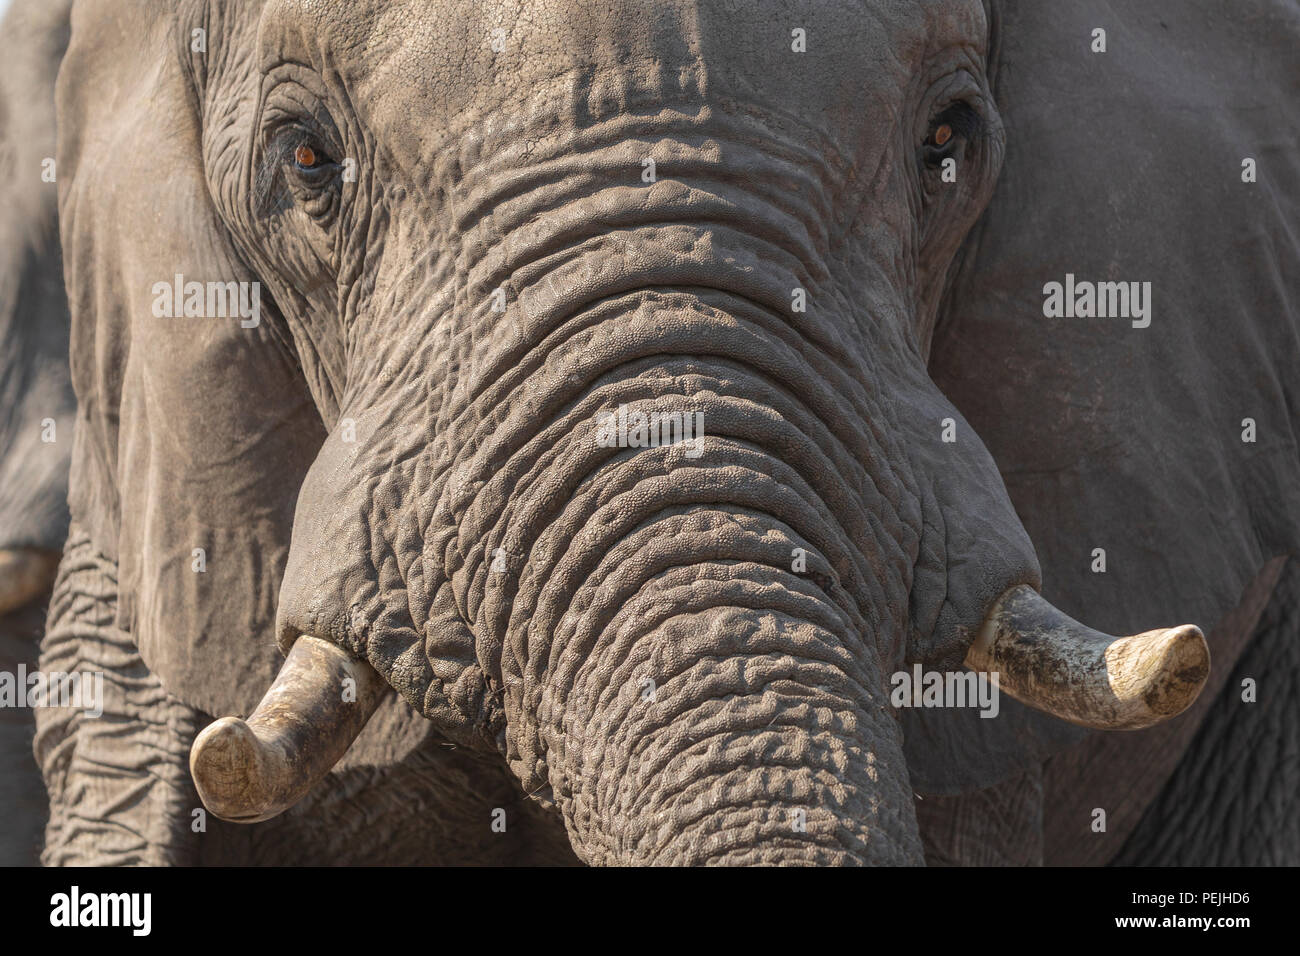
[5,0,1296,864]
[0,0,74,866]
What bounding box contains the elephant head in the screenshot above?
[58,0,1210,865]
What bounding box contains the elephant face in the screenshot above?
[237,0,1032,863]
[58,0,1208,865]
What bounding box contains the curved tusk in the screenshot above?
[0,548,61,616]
[190,635,385,823]
[964,585,1210,730]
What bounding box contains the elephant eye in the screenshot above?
[922,101,982,168]
[292,141,334,173]
[255,125,344,219]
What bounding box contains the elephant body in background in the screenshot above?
[0,0,74,867]
[920,0,1300,862]
[1,0,1296,865]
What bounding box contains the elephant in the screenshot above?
[7,0,1297,865]
[0,0,75,867]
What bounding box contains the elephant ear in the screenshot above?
[58,0,326,716]
[908,0,1300,792]
[0,0,74,556]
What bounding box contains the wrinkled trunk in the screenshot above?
[460,294,929,864]
[542,563,921,864]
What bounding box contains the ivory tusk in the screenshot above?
[964,585,1210,730]
[190,636,385,822]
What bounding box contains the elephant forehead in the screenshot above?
[257,0,987,169]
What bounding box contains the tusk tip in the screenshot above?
[190,716,278,823]
[1116,623,1210,720]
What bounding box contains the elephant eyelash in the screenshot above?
[931,101,983,140]
[254,161,291,217]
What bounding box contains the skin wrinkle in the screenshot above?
[560,612,890,859]
[3,0,1288,868]
[36,530,202,865]
[479,187,827,301]
[466,373,890,608]
[579,613,870,765]
[440,284,924,540]
[33,0,1093,865]
[234,0,1026,864]
[444,316,852,546]
[536,516,870,702]
[493,439,883,642]
[453,107,839,222]
[506,457,873,639]
[451,277,860,438]
[453,223,839,403]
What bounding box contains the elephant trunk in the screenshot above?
[541,571,921,865]
[471,334,927,861]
